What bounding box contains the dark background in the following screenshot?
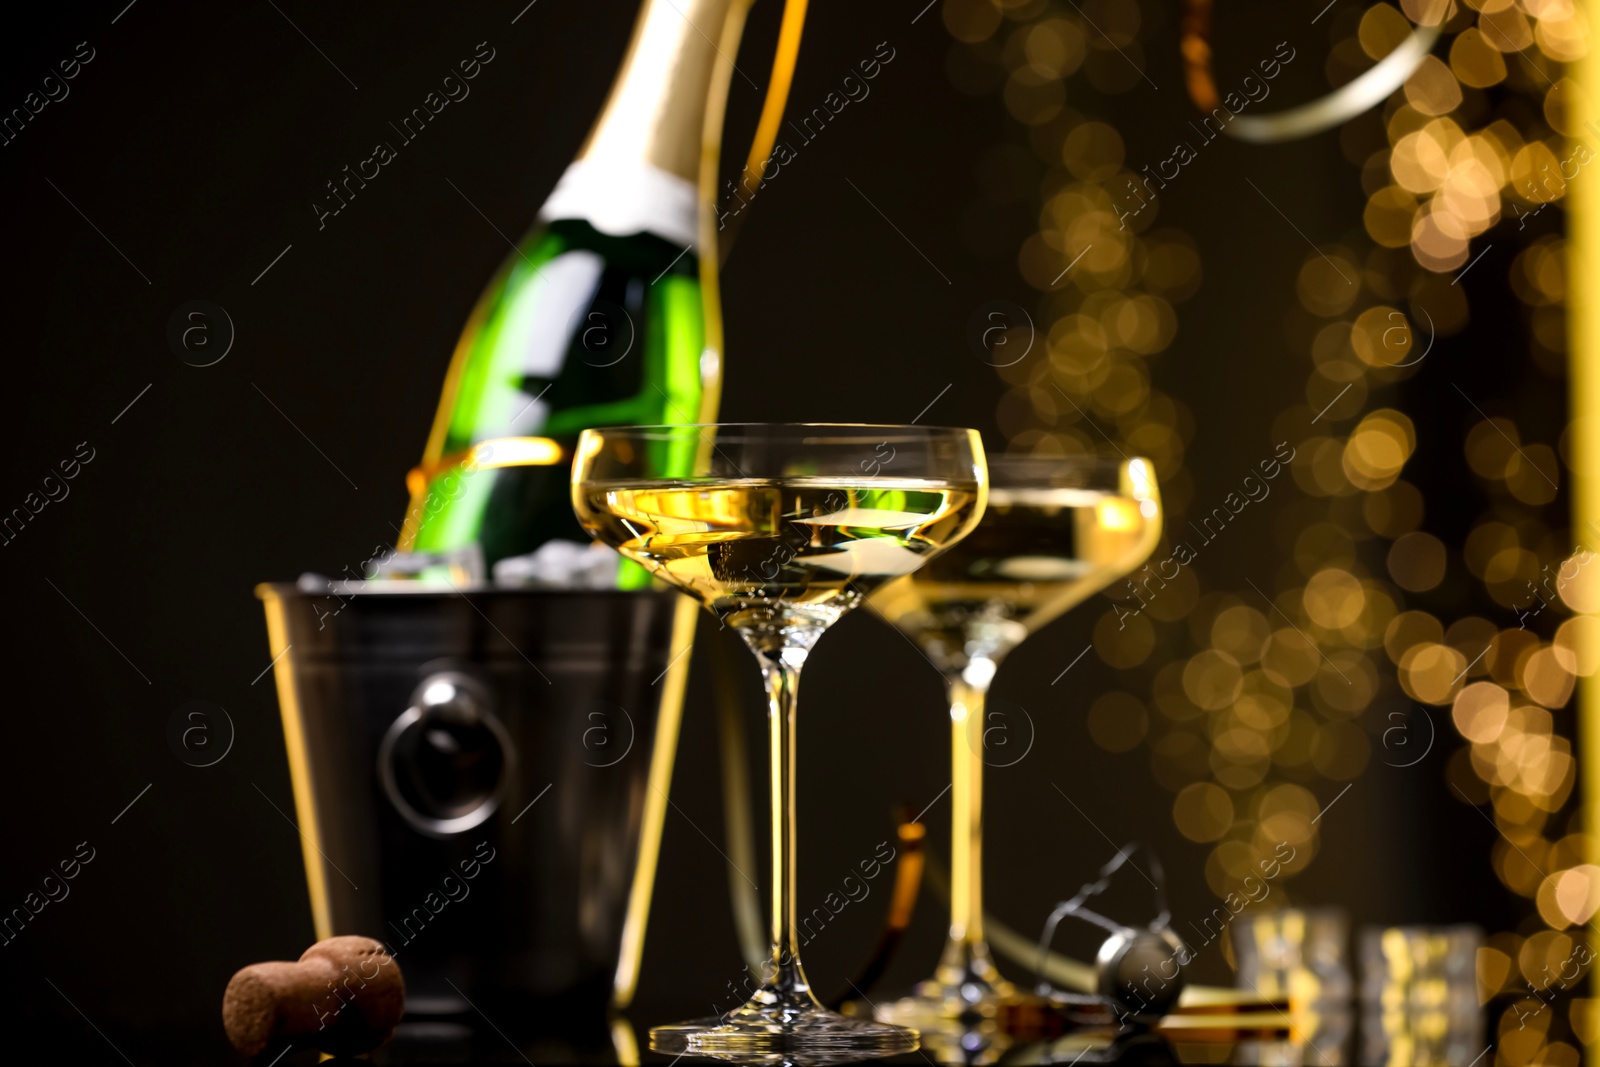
[0,0,1525,1062]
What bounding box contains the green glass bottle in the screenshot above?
[400,0,748,584]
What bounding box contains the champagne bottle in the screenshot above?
[399,0,753,582]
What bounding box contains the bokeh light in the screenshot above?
[944,0,1590,1058]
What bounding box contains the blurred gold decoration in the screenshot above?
[1183,0,1444,144]
[1574,1,1600,1064]
[943,1,1593,1062]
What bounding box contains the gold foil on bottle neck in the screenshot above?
[576,0,751,185]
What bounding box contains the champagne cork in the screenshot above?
[222,936,404,1057]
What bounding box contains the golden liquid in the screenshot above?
[872,487,1157,667]
[574,477,983,632]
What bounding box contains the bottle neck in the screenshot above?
[540,0,749,247]
[583,0,748,183]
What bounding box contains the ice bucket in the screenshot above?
[255,582,688,1027]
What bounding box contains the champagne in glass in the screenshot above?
[573,424,988,1062]
[870,454,1161,1027]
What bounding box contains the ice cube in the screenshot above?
[492,540,620,589]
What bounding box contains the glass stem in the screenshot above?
[753,644,817,1008]
[936,663,1009,996]
[948,671,988,952]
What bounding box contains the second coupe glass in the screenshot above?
[572,423,988,1061]
[870,453,1161,1028]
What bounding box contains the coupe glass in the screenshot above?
[869,454,1161,1027]
[572,423,988,1061]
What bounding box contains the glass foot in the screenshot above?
[858,1007,1009,1066]
[650,1004,917,1065]
[874,979,1019,1027]
[878,949,1018,1022]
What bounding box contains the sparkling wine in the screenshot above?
[874,485,1158,668]
[574,478,983,630]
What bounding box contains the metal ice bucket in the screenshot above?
[256,582,687,1027]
